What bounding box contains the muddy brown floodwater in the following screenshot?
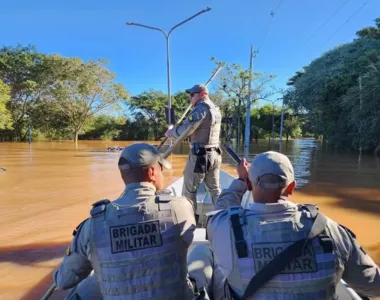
[0,140,379,300]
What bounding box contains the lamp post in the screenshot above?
[126,7,212,131]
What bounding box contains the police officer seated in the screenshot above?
[188,151,380,299]
[53,143,196,300]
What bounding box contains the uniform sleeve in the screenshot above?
[214,179,248,210]
[171,197,197,246]
[53,219,93,290]
[173,104,208,139]
[206,210,234,277]
[327,220,380,297]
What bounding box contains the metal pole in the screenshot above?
[165,36,172,145]
[126,7,212,145]
[41,283,56,300]
[279,98,284,143]
[244,45,254,159]
[358,75,362,154]
[271,103,275,145]
[279,98,284,152]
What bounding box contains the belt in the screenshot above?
[191,145,220,156]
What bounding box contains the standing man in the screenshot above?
[188,151,380,299]
[53,143,196,299]
[165,84,222,223]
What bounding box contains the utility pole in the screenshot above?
[244,45,258,159]
[358,75,363,154]
[279,97,285,152]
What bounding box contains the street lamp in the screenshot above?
[126,7,212,130]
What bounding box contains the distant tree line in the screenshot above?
[0,44,305,144]
[6,15,379,151]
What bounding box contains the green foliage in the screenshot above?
[284,116,302,140]
[119,114,153,141]
[0,79,12,130]
[29,101,71,140]
[127,90,190,140]
[80,115,126,140]
[128,90,168,140]
[0,44,48,140]
[43,55,129,143]
[210,57,278,143]
[285,17,380,153]
[356,17,380,40]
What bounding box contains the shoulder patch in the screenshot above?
[188,105,208,123]
[90,199,110,216]
[188,111,202,123]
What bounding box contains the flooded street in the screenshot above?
[0,140,379,300]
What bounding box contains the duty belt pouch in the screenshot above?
[194,155,210,174]
[192,144,206,156]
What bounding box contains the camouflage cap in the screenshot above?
[118,143,172,170]
[249,151,295,189]
[185,84,209,94]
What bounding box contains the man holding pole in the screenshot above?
[165,84,222,223]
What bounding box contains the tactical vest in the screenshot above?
[190,99,222,148]
[223,205,337,300]
[88,196,193,300]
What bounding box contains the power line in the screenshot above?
[257,0,284,52]
[320,0,371,49]
[304,0,351,45]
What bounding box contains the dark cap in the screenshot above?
[185,84,209,94]
[118,143,172,170]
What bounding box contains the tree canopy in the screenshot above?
[285,17,380,154]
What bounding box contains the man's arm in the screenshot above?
[172,197,197,246]
[53,219,93,290]
[214,179,248,210]
[328,220,380,297]
[214,158,251,210]
[171,105,208,139]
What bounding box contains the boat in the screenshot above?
[49,169,367,300]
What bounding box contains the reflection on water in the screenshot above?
[0,139,380,300]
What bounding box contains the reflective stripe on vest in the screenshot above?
[89,195,192,300]
[226,205,337,300]
[190,99,222,148]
